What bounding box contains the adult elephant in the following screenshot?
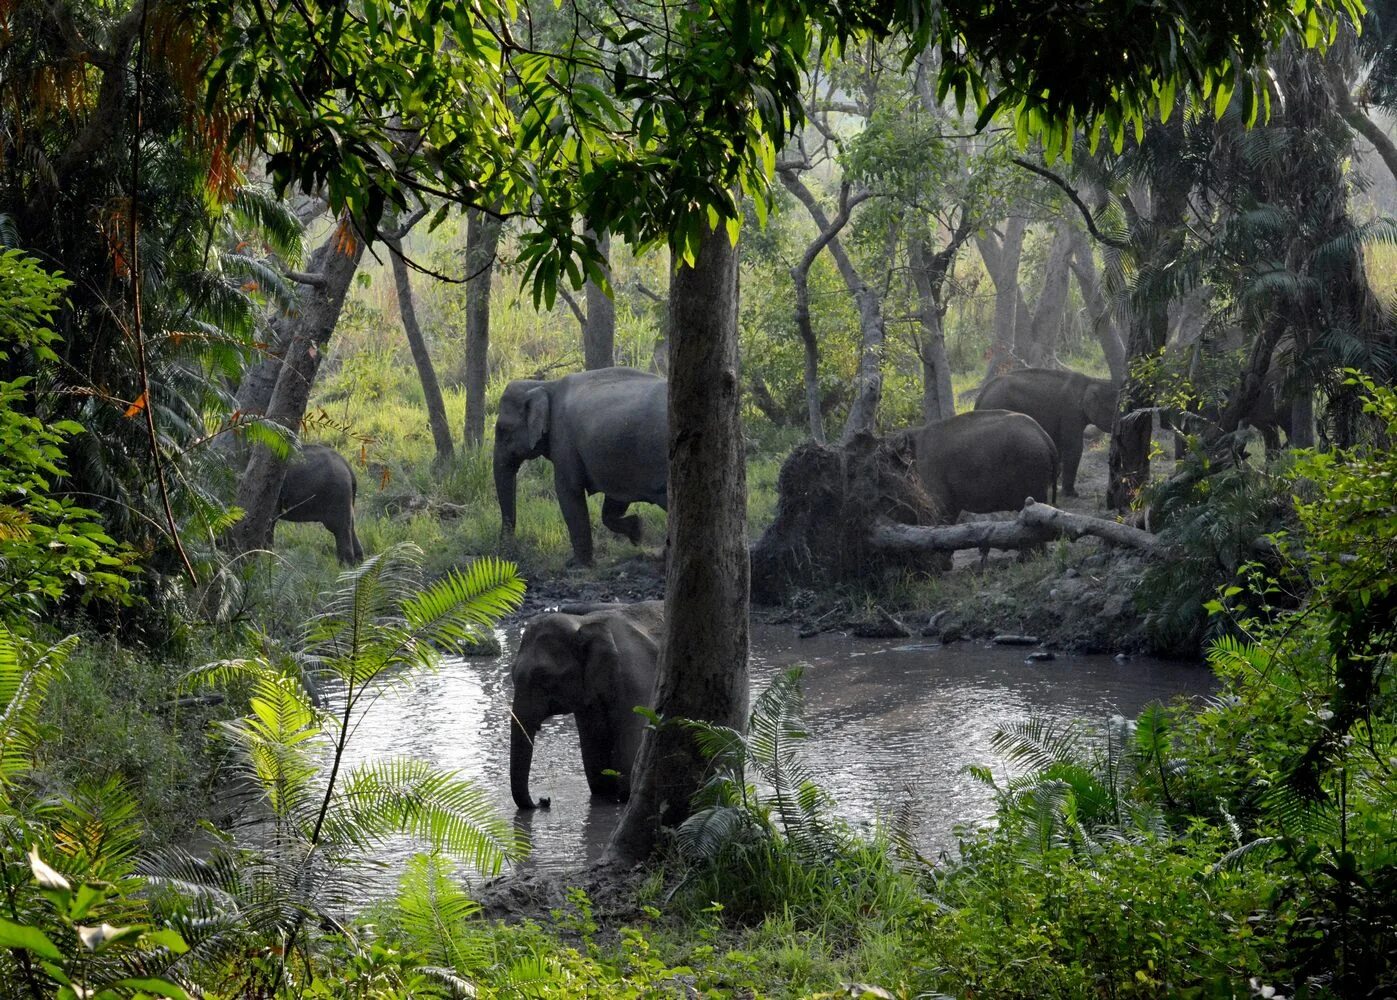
[974,368,1118,497]
[890,409,1058,521]
[494,368,667,566]
[509,600,664,811]
[275,444,364,564]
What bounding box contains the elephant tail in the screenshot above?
[1049,445,1059,506]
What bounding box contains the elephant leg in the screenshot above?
[575,712,621,800]
[326,516,357,565]
[556,476,594,566]
[601,497,643,545]
[1060,434,1084,497]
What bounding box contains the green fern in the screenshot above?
[155,543,526,995]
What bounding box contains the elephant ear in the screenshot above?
[1085,383,1119,432]
[523,387,550,451]
[575,620,621,706]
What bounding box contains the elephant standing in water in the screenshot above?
[494,367,667,566]
[890,410,1058,521]
[508,601,664,810]
[275,444,364,564]
[974,368,1118,497]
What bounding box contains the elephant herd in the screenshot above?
[269,366,1117,570]
[263,363,1302,810]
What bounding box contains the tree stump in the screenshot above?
[750,433,941,603]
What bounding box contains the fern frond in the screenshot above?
[990,718,1082,773]
[333,758,526,876]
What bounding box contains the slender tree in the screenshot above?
[387,230,454,468]
[463,210,503,449]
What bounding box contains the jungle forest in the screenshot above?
[2,0,1396,995]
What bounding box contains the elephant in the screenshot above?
[509,600,664,810]
[275,444,364,564]
[890,409,1058,522]
[494,367,668,566]
[974,367,1118,497]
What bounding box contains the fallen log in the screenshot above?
[867,500,1162,558]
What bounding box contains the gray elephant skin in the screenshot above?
[974,367,1118,497]
[891,410,1058,521]
[509,600,664,810]
[276,444,364,565]
[494,367,667,565]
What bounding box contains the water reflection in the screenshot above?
[335,624,1213,886]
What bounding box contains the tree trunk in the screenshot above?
[1024,227,1073,366]
[782,176,868,442]
[840,286,887,442]
[607,222,748,863]
[976,217,1027,377]
[231,218,366,555]
[463,209,503,448]
[1106,177,1187,509]
[909,219,972,422]
[778,171,885,440]
[1068,228,1126,381]
[583,229,616,370]
[388,237,454,468]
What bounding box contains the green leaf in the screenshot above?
[0,917,64,960]
[109,978,191,1000]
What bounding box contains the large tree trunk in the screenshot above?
[976,217,1028,377]
[840,287,887,441]
[1068,227,1127,381]
[231,218,366,555]
[909,218,972,422]
[463,209,503,448]
[583,229,616,370]
[607,223,748,863]
[388,237,454,468]
[1024,226,1073,366]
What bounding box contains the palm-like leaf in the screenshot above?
[331,758,526,876]
[0,627,76,787]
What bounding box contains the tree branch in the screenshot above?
[1012,156,1130,250]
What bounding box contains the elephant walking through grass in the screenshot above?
[493,368,667,565]
[275,444,364,565]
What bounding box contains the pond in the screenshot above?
[335,622,1214,884]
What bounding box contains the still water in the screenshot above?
[335,623,1213,882]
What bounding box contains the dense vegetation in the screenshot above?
[1,0,1394,996]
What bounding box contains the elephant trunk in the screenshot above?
[510,711,541,810]
[495,451,520,541]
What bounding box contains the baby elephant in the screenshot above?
[509,601,664,810]
[277,444,364,565]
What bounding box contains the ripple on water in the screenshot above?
[330,623,1214,894]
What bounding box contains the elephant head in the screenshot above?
[493,379,548,541]
[1082,381,1119,433]
[508,607,659,811]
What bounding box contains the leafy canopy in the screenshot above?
[204,0,1362,305]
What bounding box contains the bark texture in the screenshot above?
[909,216,973,422]
[976,217,1028,377]
[388,237,454,467]
[232,219,366,555]
[583,229,616,370]
[463,209,503,448]
[1068,227,1127,381]
[607,224,749,863]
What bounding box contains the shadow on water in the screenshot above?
[334,623,1214,891]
